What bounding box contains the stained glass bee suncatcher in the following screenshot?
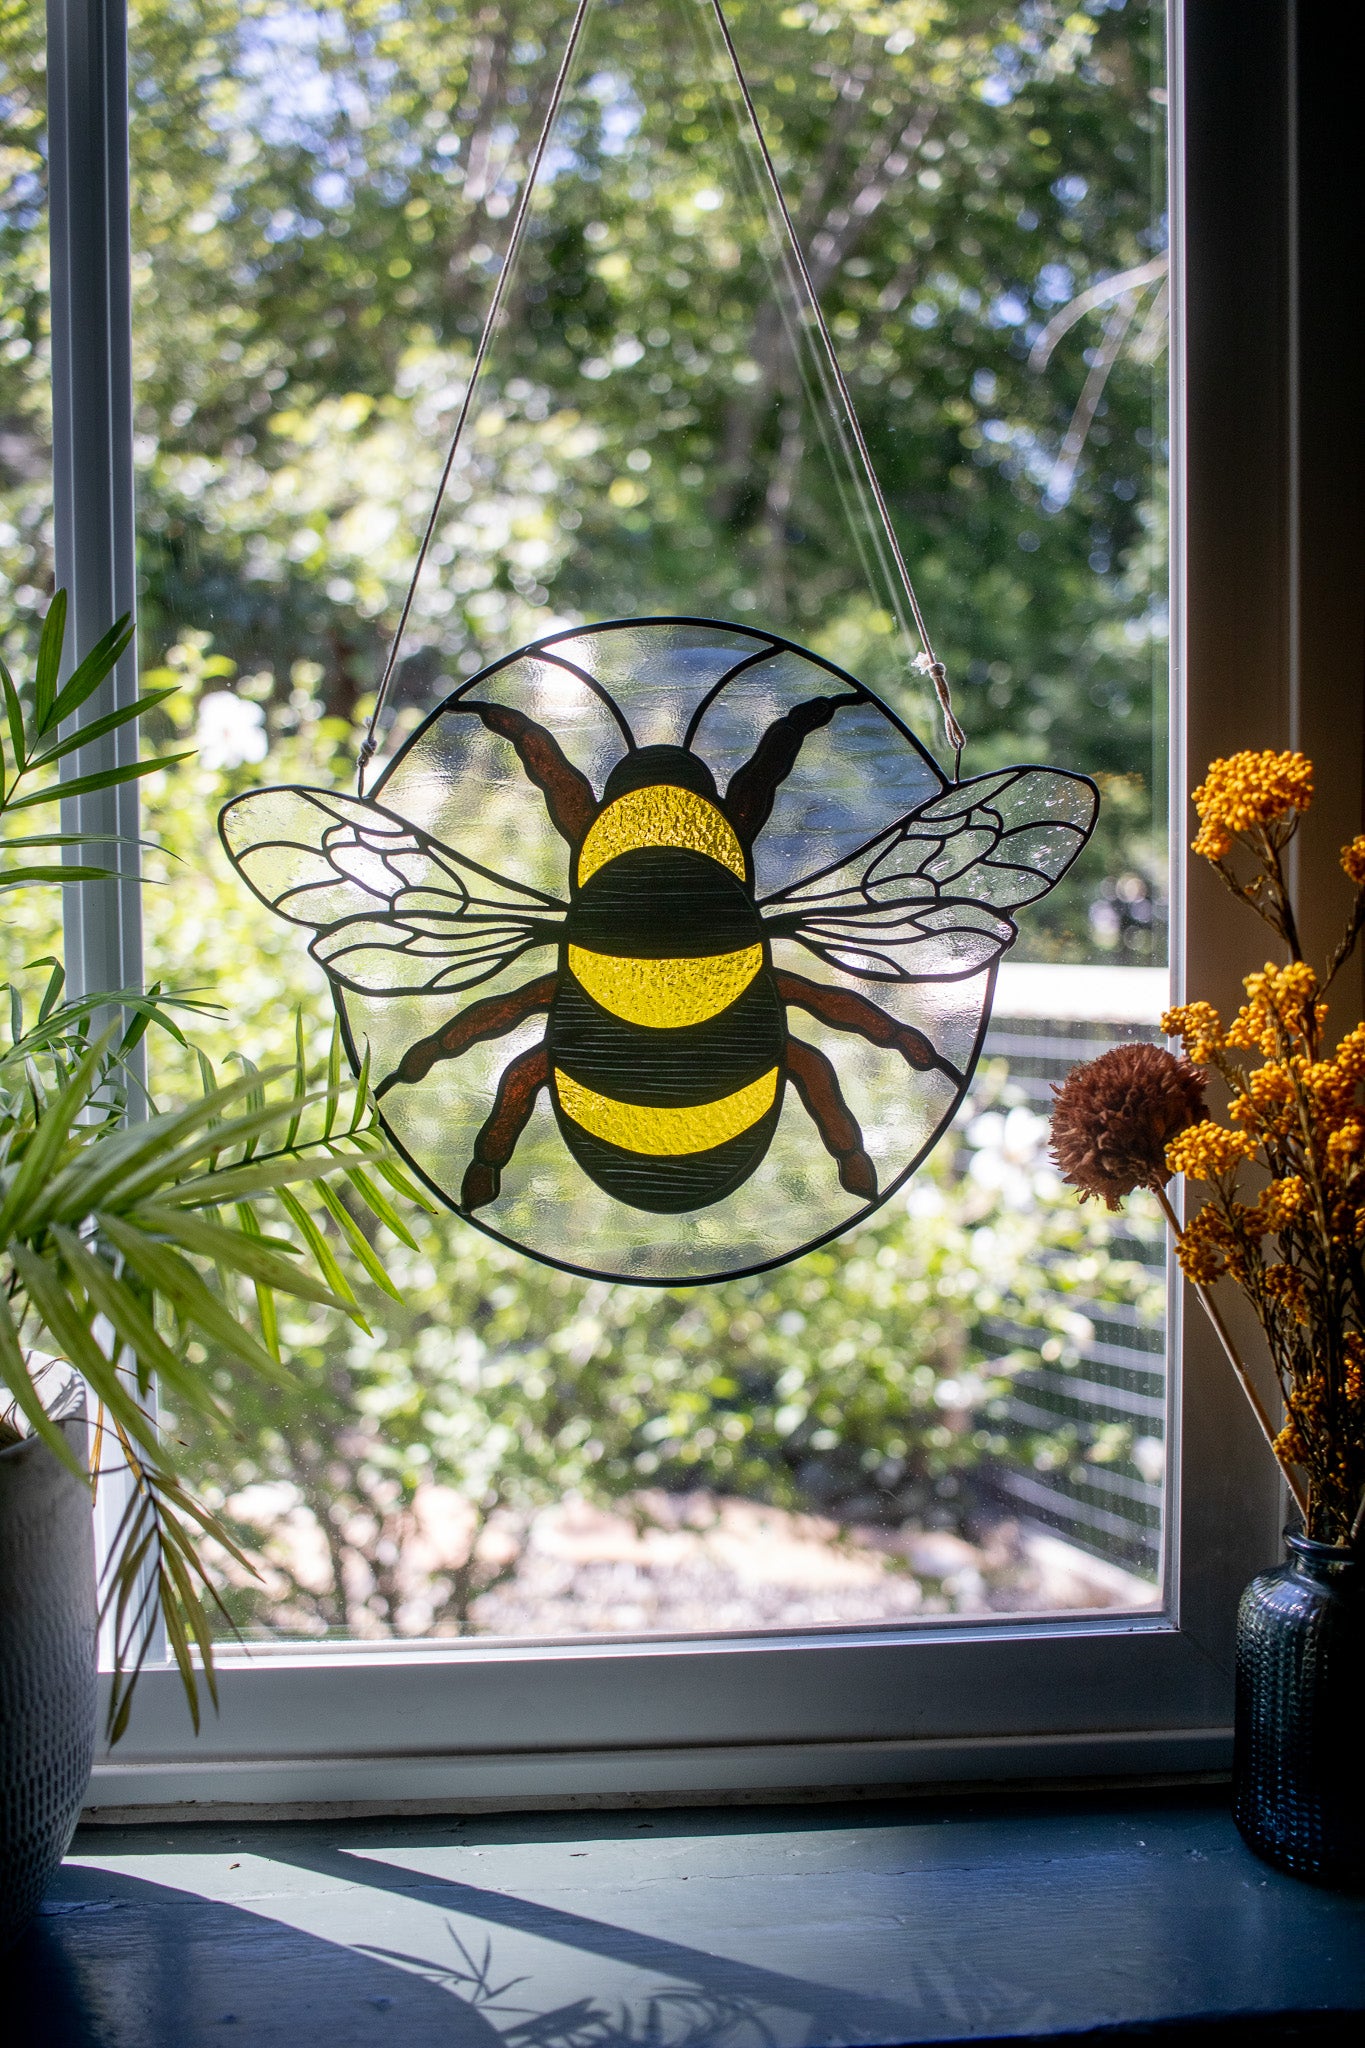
[217,0,1100,1284]
[221,617,1096,1283]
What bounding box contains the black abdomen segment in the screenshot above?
[567,843,759,957]
[550,969,782,1105]
[549,970,785,1210]
[557,1099,783,1213]
[552,846,784,1211]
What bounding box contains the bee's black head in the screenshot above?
[601,745,718,806]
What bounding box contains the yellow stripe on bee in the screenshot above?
[567,942,762,1028]
[554,1065,779,1156]
[576,785,745,886]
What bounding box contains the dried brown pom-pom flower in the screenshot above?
[1050,1043,1207,1210]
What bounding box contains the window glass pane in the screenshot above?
[1,6,58,976]
[128,0,1169,1641]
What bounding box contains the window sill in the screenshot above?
[86,1614,1236,1815]
[19,1787,1365,2043]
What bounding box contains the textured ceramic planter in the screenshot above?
[0,1389,97,1952]
[1234,1532,1365,1888]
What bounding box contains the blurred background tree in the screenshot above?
[4,0,1168,955]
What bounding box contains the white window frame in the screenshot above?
[46,1,1359,1815]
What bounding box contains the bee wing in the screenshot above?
[762,766,1098,982]
[219,785,564,996]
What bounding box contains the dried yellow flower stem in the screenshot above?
[1151,1182,1310,1516]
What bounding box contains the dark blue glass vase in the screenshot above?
[1233,1533,1365,1887]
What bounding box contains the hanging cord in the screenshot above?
[359,0,965,788]
[706,0,965,772]
[358,0,595,793]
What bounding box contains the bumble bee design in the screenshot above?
[220,618,1097,1284]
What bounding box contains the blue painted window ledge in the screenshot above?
[12,1789,1365,2044]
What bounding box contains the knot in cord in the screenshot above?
[914,653,967,764]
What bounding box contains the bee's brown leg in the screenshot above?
[375,975,557,1097]
[785,1038,877,1199]
[774,971,964,1086]
[461,1039,551,1211]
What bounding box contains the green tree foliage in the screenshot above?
[4,0,1168,956]
[0,0,49,616]
[184,1155,1163,1636]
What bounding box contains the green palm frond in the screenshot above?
[2,597,189,889]
[2,594,435,1737]
[1,1017,433,1734]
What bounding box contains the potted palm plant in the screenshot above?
[0,595,425,1949]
